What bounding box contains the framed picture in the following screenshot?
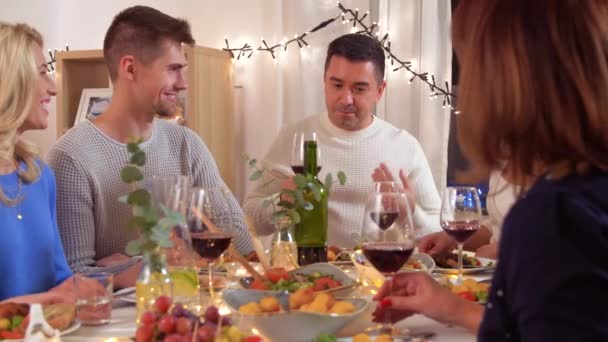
[74,88,113,125]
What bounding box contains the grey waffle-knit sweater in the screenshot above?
[47,119,253,274]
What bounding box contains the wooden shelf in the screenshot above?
[55,47,237,190]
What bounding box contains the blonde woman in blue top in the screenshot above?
[0,22,72,303]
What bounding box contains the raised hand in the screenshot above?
[371,163,415,213]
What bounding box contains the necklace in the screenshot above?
[2,160,24,220]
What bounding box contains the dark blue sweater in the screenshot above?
[478,169,608,341]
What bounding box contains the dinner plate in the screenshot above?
[433,252,496,275]
[4,320,81,341]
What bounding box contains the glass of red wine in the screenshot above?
[291,131,321,175]
[187,187,235,303]
[440,186,482,283]
[361,191,415,335]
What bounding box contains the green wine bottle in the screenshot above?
[295,140,328,265]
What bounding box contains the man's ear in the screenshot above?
[118,55,136,81]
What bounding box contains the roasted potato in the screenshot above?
[289,287,315,309]
[259,296,280,313]
[328,301,356,314]
[238,302,263,315]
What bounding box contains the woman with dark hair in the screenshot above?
[373,1,608,340]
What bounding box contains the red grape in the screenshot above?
[163,334,183,342]
[158,315,177,334]
[243,336,264,342]
[175,317,192,335]
[204,306,220,324]
[171,303,186,317]
[154,296,172,314]
[140,311,157,326]
[197,324,216,342]
[220,316,232,326]
[135,324,155,342]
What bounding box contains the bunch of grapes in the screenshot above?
[135,296,263,342]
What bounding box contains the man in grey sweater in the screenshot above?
[47,6,253,288]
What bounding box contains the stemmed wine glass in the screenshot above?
[440,187,482,283]
[187,186,235,304]
[291,131,321,175]
[361,191,415,334]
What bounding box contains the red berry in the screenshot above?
[175,317,192,335]
[140,311,157,326]
[135,324,155,342]
[163,333,183,342]
[155,296,173,314]
[197,325,216,342]
[204,306,220,324]
[158,315,177,334]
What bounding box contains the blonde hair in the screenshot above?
[452,1,608,190]
[0,22,44,204]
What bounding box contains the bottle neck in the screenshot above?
[303,140,318,176]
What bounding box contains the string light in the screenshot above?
[221,2,455,105]
[46,45,69,73]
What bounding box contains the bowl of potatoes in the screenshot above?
[223,288,369,342]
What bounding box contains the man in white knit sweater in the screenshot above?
[47,6,252,288]
[244,34,441,247]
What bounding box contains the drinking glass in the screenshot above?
[361,192,415,334]
[290,131,321,175]
[187,187,235,303]
[74,273,113,326]
[440,187,482,282]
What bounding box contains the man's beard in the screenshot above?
[154,102,176,117]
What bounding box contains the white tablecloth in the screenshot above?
[62,302,475,342]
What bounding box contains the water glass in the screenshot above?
[74,272,113,325]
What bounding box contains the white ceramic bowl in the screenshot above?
[223,288,369,342]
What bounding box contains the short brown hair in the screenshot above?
[103,6,195,80]
[325,34,385,84]
[452,0,608,189]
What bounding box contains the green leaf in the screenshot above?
[337,171,347,185]
[127,142,140,154]
[125,238,143,255]
[126,216,148,230]
[133,205,158,222]
[324,173,333,190]
[294,174,307,188]
[248,158,257,167]
[130,151,146,166]
[118,194,129,204]
[151,225,172,248]
[127,189,151,207]
[249,170,263,181]
[308,183,322,202]
[121,166,143,183]
[294,190,306,207]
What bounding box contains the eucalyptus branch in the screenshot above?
[119,139,185,256]
[244,156,347,225]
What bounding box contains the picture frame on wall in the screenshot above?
[74,88,113,125]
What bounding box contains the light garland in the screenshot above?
[46,45,69,73]
[222,2,455,110]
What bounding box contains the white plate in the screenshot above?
[114,286,136,303]
[4,320,81,341]
[433,253,496,275]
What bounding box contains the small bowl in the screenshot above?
[223,288,369,342]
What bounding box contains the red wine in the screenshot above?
[441,220,480,243]
[291,165,322,175]
[191,232,233,260]
[369,211,399,231]
[362,241,415,274]
[297,246,327,266]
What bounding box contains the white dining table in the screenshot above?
[62,301,476,342]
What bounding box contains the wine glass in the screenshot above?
[291,131,321,175]
[361,191,415,335]
[187,187,235,304]
[372,181,401,194]
[440,187,482,283]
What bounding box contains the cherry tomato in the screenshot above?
[265,267,291,283]
[457,291,477,302]
[250,279,270,290]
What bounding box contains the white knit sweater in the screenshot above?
[243,113,441,247]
